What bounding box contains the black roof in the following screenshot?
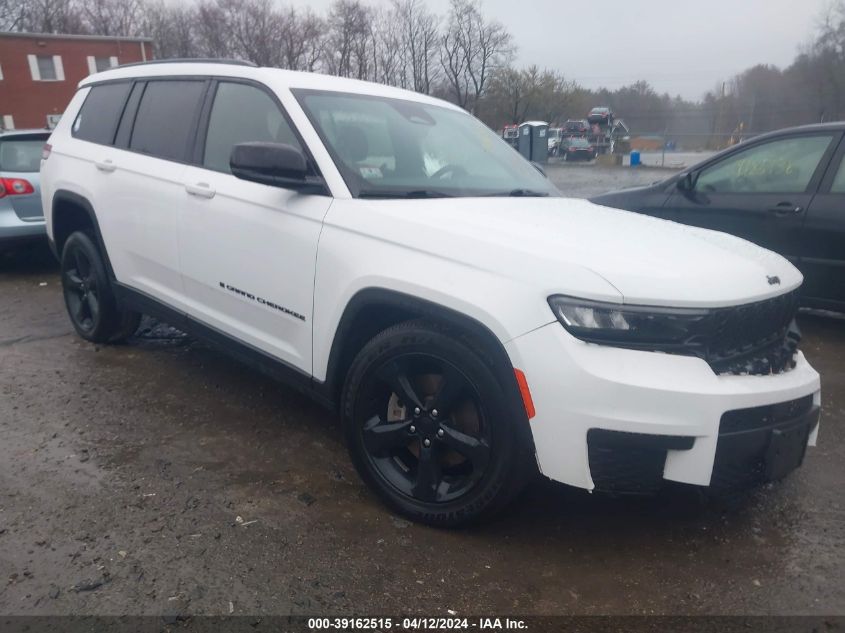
[750,121,845,140]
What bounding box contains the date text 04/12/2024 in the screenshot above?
[307,617,528,630]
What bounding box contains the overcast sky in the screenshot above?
[301,0,831,101]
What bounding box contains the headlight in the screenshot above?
[547,295,710,349]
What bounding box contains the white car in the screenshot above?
[41,61,821,526]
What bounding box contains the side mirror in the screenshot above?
[230,142,326,194]
[531,161,547,178]
[676,171,695,192]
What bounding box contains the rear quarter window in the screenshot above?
[72,82,132,145]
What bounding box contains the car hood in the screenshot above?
[337,196,802,309]
[589,181,667,206]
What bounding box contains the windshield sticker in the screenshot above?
[359,166,383,179]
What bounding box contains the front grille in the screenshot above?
[658,290,801,376]
[705,290,800,375]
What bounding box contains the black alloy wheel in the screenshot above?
[63,243,100,334]
[360,353,491,504]
[342,320,530,527]
[60,231,141,343]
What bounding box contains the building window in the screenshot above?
[0,63,4,80]
[86,56,118,75]
[28,54,64,81]
[2,115,14,130]
[37,56,57,79]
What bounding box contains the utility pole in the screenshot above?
[747,93,756,138]
[714,82,726,150]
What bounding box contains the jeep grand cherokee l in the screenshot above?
[41,61,821,526]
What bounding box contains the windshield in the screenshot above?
[294,90,559,198]
[0,137,45,173]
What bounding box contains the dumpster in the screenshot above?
[517,121,549,163]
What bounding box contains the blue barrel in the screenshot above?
[630,150,641,166]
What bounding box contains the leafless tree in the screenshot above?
[280,7,325,71]
[193,0,233,58]
[15,0,88,33]
[485,64,577,126]
[0,0,28,31]
[439,0,512,112]
[143,1,198,59]
[80,0,143,36]
[392,0,439,93]
[369,5,402,85]
[324,0,373,79]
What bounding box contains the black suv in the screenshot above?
[591,123,845,312]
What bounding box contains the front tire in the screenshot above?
[61,231,141,343]
[341,320,529,527]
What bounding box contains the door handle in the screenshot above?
[185,182,216,199]
[767,202,803,215]
[94,159,116,173]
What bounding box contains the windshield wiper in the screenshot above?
[483,188,550,197]
[357,189,454,199]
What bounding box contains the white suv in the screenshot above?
[41,61,821,526]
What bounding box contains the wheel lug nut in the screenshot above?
[409,425,416,433]
[423,439,431,447]
[413,407,421,416]
[431,409,439,418]
[437,429,444,438]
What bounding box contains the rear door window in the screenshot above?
[129,80,206,161]
[71,82,132,145]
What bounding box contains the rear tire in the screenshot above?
[60,231,140,343]
[341,320,530,527]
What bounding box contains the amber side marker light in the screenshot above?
[513,369,536,419]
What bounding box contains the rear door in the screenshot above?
[797,138,845,307]
[104,78,208,309]
[662,132,840,262]
[178,79,331,373]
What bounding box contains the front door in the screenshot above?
[663,133,840,263]
[798,140,845,307]
[179,80,332,374]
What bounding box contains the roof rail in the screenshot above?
[118,58,258,69]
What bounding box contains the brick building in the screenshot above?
[0,32,153,130]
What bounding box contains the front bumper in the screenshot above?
[505,322,821,491]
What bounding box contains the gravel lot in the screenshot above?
[1,167,843,618]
